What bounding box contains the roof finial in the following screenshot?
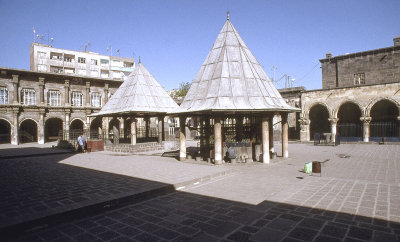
[227,11,230,20]
[139,56,141,64]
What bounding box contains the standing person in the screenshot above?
[82,133,87,152]
[77,134,85,153]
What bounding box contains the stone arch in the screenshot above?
[70,119,85,141]
[369,99,399,139]
[306,102,331,119]
[89,117,102,139]
[366,97,400,117]
[19,118,38,143]
[108,118,120,143]
[0,118,11,144]
[70,118,87,129]
[334,99,364,118]
[45,117,63,142]
[309,103,330,140]
[337,101,363,140]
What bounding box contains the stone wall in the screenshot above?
[299,82,400,142]
[320,45,400,89]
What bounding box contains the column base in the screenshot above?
[214,159,222,165]
[179,157,186,161]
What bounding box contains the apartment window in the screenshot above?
[64,56,73,62]
[48,90,61,106]
[71,91,83,106]
[20,88,36,105]
[77,69,86,75]
[38,51,47,59]
[50,66,63,73]
[78,57,86,64]
[124,62,133,68]
[90,70,98,77]
[0,87,8,104]
[100,59,109,66]
[101,71,109,78]
[64,68,74,74]
[354,73,365,85]
[91,92,101,107]
[37,64,47,72]
[90,59,98,65]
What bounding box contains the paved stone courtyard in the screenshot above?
[1,142,399,241]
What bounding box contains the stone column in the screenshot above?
[104,117,109,140]
[64,110,70,140]
[64,80,70,106]
[11,108,19,145]
[38,109,45,144]
[145,116,150,139]
[113,118,119,144]
[12,75,19,104]
[131,117,137,145]
[328,118,338,143]
[398,116,400,138]
[85,81,90,107]
[119,117,125,140]
[269,115,274,153]
[360,116,371,142]
[261,116,270,164]
[281,113,289,158]
[214,115,222,165]
[39,77,45,105]
[179,116,186,161]
[161,116,165,141]
[235,115,243,142]
[299,118,310,142]
[158,116,163,143]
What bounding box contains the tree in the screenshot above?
[174,81,191,98]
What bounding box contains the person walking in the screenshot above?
[77,134,85,153]
[82,133,87,152]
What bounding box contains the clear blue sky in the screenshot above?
[0,0,399,90]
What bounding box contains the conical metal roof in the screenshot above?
[176,16,299,114]
[94,61,179,116]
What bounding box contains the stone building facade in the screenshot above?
[0,67,121,145]
[299,37,400,142]
[321,36,400,89]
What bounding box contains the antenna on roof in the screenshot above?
[84,41,91,52]
[227,11,230,20]
[138,56,141,64]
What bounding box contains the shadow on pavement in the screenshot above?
[0,149,399,241]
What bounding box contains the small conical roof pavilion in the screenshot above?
[176,13,298,114]
[94,60,179,117]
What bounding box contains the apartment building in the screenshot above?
[30,43,135,80]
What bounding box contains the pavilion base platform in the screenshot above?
[105,141,178,154]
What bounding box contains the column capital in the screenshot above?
[12,74,19,83]
[299,118,310,125]
[86,81,90,88]
[104,83,109,89]
[64,108,71,115]
[39,108,46,115]
[328,118,338,125]
[360,116,372,123]
[38,77,45,85]
[397,116,400,121]
[64,80,70,86]
[12,107,19,114]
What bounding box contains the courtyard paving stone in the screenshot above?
[0,142,399,241]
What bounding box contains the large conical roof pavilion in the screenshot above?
[176,14,299,114]
[94,60,178,117]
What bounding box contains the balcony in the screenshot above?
[49,59,63,67]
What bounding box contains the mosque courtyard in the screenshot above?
[0,142,399,241]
